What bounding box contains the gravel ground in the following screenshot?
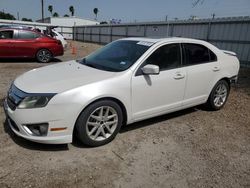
[0,41,249,188]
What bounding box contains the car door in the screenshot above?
[131,43,187,121]
[13,30,40,57]
[182,43,219,107]
[0,30,15,57]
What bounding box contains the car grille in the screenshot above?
[7,97,16,111]
[8,117,20,132]
[7,84,27,111]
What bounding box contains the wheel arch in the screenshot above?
[206,76,231,103]
[218,77,231,89]
[73,97,128,136]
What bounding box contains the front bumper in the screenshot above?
[3,99,72,144]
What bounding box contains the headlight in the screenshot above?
[18,95,55,109]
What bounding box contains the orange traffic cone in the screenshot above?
[71,46,77,55]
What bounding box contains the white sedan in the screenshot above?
[3,37,240,146]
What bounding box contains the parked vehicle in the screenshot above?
[50,30,67,48]
[35,27,67,49]
[0,28,64,63]
[0,25,68,48]
[3,37,239,146]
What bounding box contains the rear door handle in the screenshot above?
[174,72,185,80]
[213,66,220,72]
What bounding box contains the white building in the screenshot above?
[36,17,99,39]
[37,17,99,27]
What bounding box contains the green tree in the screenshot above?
[0,11,16,20]
[93,8,99,20]
[53,12,59,17]
[69,6,75,16]
[64,14,69,17]
[48,5,53,16]
[22,18,33,22]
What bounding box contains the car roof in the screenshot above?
[120,37,206,45]
[0,28,55,39]
[0,28,46,35]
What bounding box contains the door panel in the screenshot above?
[182,43,220,106]
[132,68,186,120]
[13,30,40,57]
[13,39,37,57]
[131,43,186,121]
[0,30,15,57]
[183,62,220,106]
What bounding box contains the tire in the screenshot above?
[36,49,52,63]
[75,100,123,147]
[206,80,230,110]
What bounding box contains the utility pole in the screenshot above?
[41,0,44,22]
[212,13,215,19]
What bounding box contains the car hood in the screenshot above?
[14,61,117,93]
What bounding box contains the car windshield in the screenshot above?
[79,40,152,72]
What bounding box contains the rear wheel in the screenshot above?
[36,49,52,63]
[206,80,230,110]
[76,100,123,147]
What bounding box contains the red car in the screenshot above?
[0,28,64,63]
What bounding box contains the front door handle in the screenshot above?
[174,72,185,80]
[213,66,220,72]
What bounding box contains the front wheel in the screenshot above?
[36,49,52,63]
[206,80,230,110]
[75,100,123,147]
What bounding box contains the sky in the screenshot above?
[0,0,250,23]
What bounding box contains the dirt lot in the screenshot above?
[0,41,249,188]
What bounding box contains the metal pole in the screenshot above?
[41,0,44,22]
[206,21,212,42]
[167,21,169,37]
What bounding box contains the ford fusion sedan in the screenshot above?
[3,37,239,146]
[0,28,64,63]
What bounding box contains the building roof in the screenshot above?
[36,16,98,23]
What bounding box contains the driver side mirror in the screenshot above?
[141,64,160,75]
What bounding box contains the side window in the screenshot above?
[0,30,14,39]
[145,43,181,71]
[18,31,39,39]
[209,50,217,62]
[183,43,210,65]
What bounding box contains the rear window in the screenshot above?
[183,43,217,65]
[18,30,40,39]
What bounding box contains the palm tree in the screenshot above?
[93,8,99,20]
[53,12,59,17]
[69,6,74,16]
[48,5,53,16]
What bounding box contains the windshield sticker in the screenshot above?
[120,61,127,65]
[137,41,154,46]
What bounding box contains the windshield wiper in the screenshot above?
[84,63,99,69]
[79,58,97,69]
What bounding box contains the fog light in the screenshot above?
[24,123,49,136]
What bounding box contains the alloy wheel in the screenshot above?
[37,49,51,63]
[213,83,228,108]
[86,106,118,141]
